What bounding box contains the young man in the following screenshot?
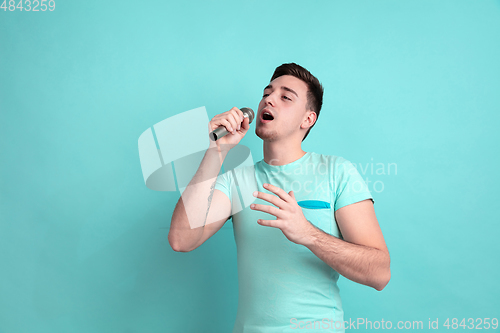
[169,63,390,332]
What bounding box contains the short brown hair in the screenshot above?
[270,63,324,141]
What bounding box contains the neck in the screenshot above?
[263,139,306,166]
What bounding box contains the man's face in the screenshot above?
[255,75,314,142]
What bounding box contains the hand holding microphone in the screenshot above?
[208,107,254,147]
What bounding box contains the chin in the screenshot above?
[255,127,278,141]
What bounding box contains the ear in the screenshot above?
[300,110,317,130]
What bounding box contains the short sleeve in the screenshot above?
[214,169,232,203]
[333,158,374,212]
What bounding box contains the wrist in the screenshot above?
[302,221,322,248]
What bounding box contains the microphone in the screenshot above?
[209,107,255,141]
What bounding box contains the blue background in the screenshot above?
[1,0,499,332]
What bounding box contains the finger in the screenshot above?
[230,107,244,120]
[225,113,239,134]
[250,203,286,219]
[231,112,242,131]
[217,118,234,133]
[257,219,281,228]
[263,183,292,203]
[235,112,244,131]
[231,108,244,125]
[225,109,241,132]
[240,116,250,130]
[212,113,229,125]
[289,190,295,200]
[253,191,286,209]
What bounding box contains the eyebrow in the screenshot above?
[264,84,299,98]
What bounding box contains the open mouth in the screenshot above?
[261,110,274,122]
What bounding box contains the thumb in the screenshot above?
[240,116,250,131]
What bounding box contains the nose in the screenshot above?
[264,93,275,107]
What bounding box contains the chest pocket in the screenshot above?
[297,200,337,237]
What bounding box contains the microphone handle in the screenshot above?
[209,108,253,141]
[209,126,230,141]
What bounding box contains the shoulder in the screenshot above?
[307,152,362,182]
[307,152,352,169]
[223,163,256,180]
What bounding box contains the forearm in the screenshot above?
[304,227,391,291]
[168,147,228,251]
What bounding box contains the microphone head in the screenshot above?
[241,107,255,124]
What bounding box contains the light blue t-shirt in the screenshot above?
[215,151,373,333]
